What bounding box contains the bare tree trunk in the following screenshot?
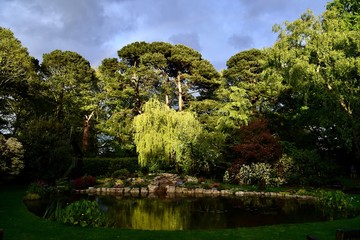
[82,111,94,153]
[131,70,142,114]
[177,74,183,111]
[165,76,170,106]
[165,94,169,106]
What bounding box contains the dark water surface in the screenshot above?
[25,194,342,230]
[98,195,328,230]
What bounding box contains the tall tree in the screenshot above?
[168,44,220,111]
[268,8,360,166]
[0,27,37,134]
[222,49,282,113]
[96,58,137,153]
[41,50,97,124]
[40,50,97,175]
[97,42,220,154]
[216,49,284,135]
[326,0,360,30]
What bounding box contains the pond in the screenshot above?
[24,194,351,230]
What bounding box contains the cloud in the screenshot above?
[169,33,202,52]
[0,0,328,69]
[228,34,253,51]
[0,0,137,65]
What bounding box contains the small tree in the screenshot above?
[227,119,282,179]
[133,99,203,173]
[231,119,282,163]
[0,134,24,180]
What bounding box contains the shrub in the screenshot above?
[130,178,148,188]
[0,134,25,180]
[230,119,282,166]
[23,192,41,200]
[112,168,130,179]
[83,157,138,176]
[283,146,337,186]
[223,170,231,183]
[96,178,113,188]
[184,181,199,189]
[19,118,72,181]
[26,180,49,197]
[58,200,106,227]
[210,182,221,189]
[235,162,286,188]
[72,176,96,190]
[317,190,355,211]
[236,163,271,185]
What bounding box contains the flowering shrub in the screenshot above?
[235,162,286,187]
[114,179,124,187]
[185,176,198,183]
[223,171,231,183]
[274,154,295,179]
[236,163,271,185]
[0,135,25,180]
[72,176,96,190]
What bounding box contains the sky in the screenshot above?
[0,0,329,70]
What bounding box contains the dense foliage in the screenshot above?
[0,0,358,186]
[133,98,221,174]
[58,200,106,227]
[0,134,24,180]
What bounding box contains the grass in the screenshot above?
[1,184,360,240]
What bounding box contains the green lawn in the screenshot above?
[1,185,359,240]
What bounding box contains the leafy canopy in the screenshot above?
[133,98,203,173]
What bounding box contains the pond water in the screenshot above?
[24,194,346,230]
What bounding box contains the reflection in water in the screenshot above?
[25,195,353,231]
[102,197,188,230]
[98,196,327,230]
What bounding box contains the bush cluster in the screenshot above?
[58,200,106,227]
[83,157,138,177]
[72,176,97,190]
[230,160,291,188]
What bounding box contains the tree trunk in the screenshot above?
[82,111,94,153]
[177,74,183,112]
[131,71,142,114]
[165,76,170,106]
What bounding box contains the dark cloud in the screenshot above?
[169,33,202,52]
[0,0,328,69]
[228,34,253,51]
[0,0,137,65]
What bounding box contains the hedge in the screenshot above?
[83,157,139,177]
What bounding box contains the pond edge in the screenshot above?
[75,186,317,200]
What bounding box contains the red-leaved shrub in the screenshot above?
[72,175,96,190]
[228,119,282,177]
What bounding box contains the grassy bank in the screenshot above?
[0,185,359,240]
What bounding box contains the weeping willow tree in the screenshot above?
[133,98,203,173]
